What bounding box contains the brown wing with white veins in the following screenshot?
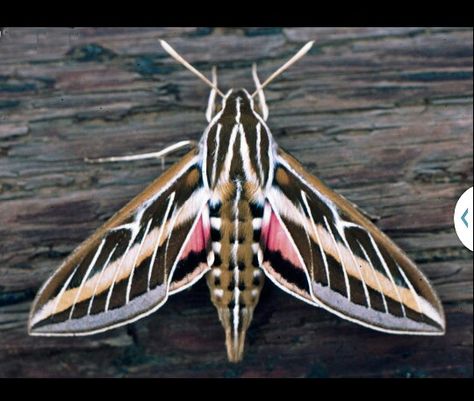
[261,147,445,335]
[29,149,211,336]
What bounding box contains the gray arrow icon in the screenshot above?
[461,208,469,228]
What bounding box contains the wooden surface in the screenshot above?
[0,27,472,378]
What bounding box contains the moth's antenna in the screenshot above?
[251,41,314,98]
[160,40,225,98]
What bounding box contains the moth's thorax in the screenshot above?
[203,88,273,194]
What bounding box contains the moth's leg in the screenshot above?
[85,140,196,164]
[252,63,269,121]
[205,66,218,123]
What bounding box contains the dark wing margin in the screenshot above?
[261,147,445,335]
[29,149,211,336]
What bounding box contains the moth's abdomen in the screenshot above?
[206,183,264,362]
[207,200,264,307]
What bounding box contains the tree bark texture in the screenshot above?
[0,27,472,377]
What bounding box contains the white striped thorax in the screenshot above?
[202,88,273,191]
[28,40,445,364]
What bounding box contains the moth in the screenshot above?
[29,40,445,362]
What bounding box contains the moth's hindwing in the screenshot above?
[29,149,211,336]
[261,148,445,335]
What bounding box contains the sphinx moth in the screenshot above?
[29,40,445,362]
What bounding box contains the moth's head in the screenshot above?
[224,88,253,103]
[219,88,258,117]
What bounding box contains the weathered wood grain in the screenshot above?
[0,27,472,378]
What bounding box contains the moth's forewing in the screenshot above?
[261,148,445,335]
[29,149,211,336]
